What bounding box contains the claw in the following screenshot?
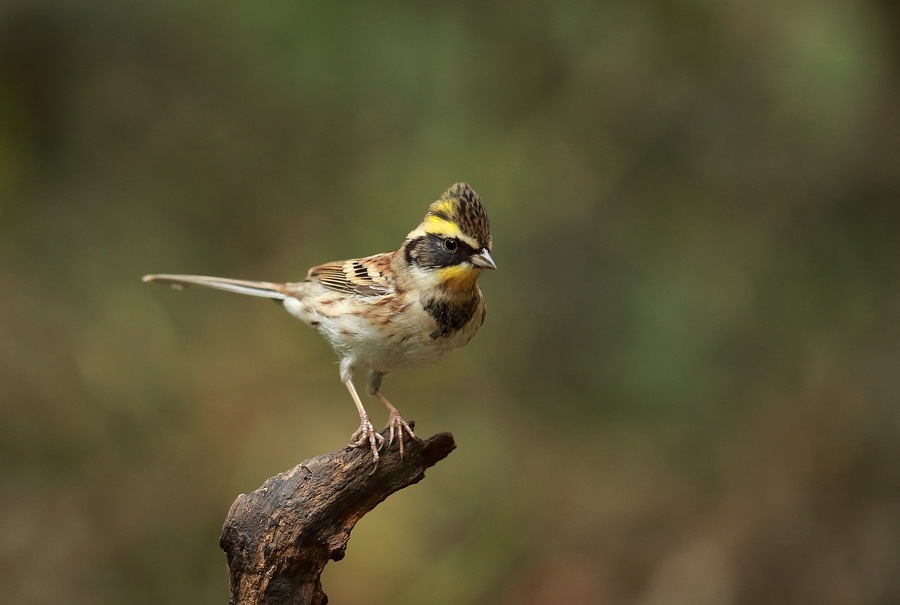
[349,414,384,465]
[385,411,416,459]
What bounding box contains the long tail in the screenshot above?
[142,273,289,300]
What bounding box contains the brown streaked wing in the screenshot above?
[306,252,395,296]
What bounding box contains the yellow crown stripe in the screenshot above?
[423,216,482,250]
[429,200,455,216]
[424,215,463,238]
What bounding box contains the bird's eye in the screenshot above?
[443,237,459,252]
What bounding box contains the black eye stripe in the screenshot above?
[403,236,424,266]
[405,233,478,269]
[428,233,476,258]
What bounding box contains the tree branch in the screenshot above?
[219,430,457,605]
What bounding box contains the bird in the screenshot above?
[143,182,495,465]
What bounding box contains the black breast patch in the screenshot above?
[423,294,482,339]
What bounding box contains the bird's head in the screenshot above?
[402,183,495,293]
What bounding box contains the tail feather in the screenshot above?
[142,274,288,300]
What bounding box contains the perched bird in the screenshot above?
[144,182,495,464]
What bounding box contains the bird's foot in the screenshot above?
[350,414,384,465]
[385,411,416,459]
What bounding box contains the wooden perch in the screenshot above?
[219,430,457,605]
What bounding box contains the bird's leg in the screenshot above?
[368,370,415,458]
[344,377,384,464]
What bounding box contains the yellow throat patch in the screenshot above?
[435,264,481,294]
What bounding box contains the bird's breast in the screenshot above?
[422,290,484,339]
[282,284,485,373]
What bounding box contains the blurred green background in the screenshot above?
[2,1,899,604]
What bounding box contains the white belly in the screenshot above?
[283,292,483,374]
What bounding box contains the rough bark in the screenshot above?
[219,430,456,605]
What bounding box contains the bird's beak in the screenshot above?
[471,248,497,270]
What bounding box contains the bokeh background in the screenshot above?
[2,1,899,604]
